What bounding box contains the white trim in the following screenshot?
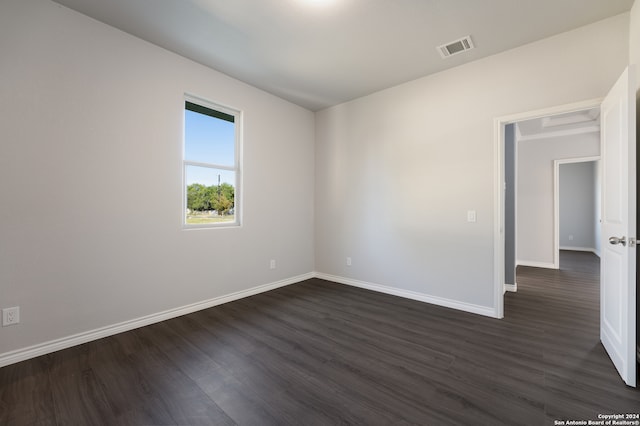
[516,260,558,269]
[315,272,499,318]
[559,246,598,254]
[184,160,236,172]
[553,159,559,270]
[493,117,506,318]
[517,125,600,142]
[514,131,519,281]
[0,273,313,368]
[495,98,603,125]
[1,270,506,368]
[182,94,243,229]
[504,283,518,292]
[494,98,603,319]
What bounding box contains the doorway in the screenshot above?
[555,158,601,260]
[493,98,603,316]
[500,104,602,298]
[495,68,637,387]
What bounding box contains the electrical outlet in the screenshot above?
[2,307,20,327]
[346,257,352,266]
[270,259,276,270]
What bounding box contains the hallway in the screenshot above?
[508,250,639,419]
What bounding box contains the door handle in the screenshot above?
[609,236,627,246]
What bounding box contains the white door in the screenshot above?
[600,66,636,387]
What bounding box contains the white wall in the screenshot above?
[0,1,634,363]
[631,1,640,91]
[517,134,600,267]
[0,0,315,359]
[315,14,628,313]
[558,161,598,252]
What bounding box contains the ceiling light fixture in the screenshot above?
[301,0,336,7]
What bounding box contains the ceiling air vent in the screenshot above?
[437,36,474,58]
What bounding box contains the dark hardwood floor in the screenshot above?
[1,251,639,425]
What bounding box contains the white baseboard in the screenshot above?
[504,283,517,293]
[559,246,598,255]
[0,272,314,368]
[516,260,558,269]
[1,271,502,367]
[314,272,498,318]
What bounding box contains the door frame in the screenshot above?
[553,156,601,264]
[493,98,603,318]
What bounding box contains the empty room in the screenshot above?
[1,0,640,424]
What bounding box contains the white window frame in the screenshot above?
[183,94,242,229]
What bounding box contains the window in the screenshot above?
[183,96,241,227]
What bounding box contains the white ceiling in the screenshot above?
[52,0,634,111]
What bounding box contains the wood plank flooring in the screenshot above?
[1,251,639,425]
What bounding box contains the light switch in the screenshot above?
[467,210,477,223]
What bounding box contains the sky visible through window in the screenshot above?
[185,109,235,186]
